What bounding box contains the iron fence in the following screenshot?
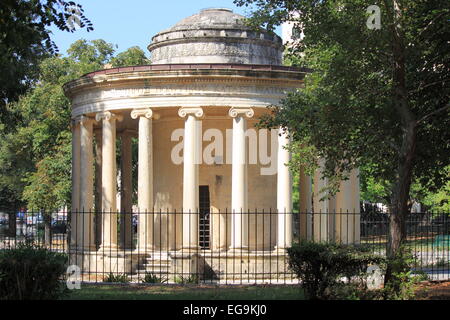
[0,210,448,283]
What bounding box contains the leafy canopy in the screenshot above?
[236,0,450,204]
[0,0,93,124]
[0,40,149,211]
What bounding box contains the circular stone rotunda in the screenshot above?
[64,8,360,282]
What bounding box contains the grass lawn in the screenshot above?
[64,284,305,300]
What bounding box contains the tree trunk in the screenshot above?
[384,0,417,291]
[7,212,16,238]
[384,121,417,288]
[43,213,52,247]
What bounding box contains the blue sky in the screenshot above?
[49,0,280,57]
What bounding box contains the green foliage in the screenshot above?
[410,166,450,212]
[111,46,151,67]
[22,131,72,211]
[174,274,200,284]
[142,273,168,284]
[0,0,92,124]
[327,282,383,300]
[67,39,115,75]
[0,39,148,212]
[287,241,384,300]
[382,246,426,300]
[237,0,449,200]
[360,164,391,204]
[103,273,130,283]
[236,0,449,297]
[0,242,68,300]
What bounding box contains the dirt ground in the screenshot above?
[415,281,450,300]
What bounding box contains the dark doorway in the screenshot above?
[199,185,210,249]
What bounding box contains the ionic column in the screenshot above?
[70,117,81,249]
[94,129,102,248]
[228,107,254,250]
[120,130,133,249]
[313,158,330,242]
[299,166,313,240]
[351,168,361,244]
[334,168,361,243]
[79,116,95,250]
[96,111,122,250]
[131,108,155,252]
[276,128,293,249]
[178,107,204,250]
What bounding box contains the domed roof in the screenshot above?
[148,8,283,65]
[168,8,249,32]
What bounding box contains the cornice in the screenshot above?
[63,67,307,97]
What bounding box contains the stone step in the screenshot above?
[134,256,172,278]
[142,267,170,273]
[143,263,170,268]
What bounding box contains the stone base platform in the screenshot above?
[69,249,295,282]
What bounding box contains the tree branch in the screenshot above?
[417,103,450,124]
[417,11,446,39]
[409,79,450,94]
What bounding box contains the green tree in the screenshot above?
[111,46,151,67]
[1,39,148,243]
[235,0,449,293]
[0,0,92,124]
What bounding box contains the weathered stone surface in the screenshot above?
[148,8,283,65]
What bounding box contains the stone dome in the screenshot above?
[148,8,283,65]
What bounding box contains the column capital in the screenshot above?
[131,108,159,120]
[79,115,95,127]
[95,111,123,122]
[228,107,254,118]
[178,107,204,118]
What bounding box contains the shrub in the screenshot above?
[287,241,384,300]
[103,273,130,283]
[382,246,427,300]
[0,242,68,300]
[142,272,167,284]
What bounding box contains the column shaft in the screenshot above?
[178,107,203,250]
[335,168,361,244]
[299,166,312,240]
[131,109,154,252]
[228,107,253,250]
[182,114,200,249]
[276,129,292,249]
[351,169,361,244]
[70,120,81,249]
[79,116,94,250]
[97,112,119,250]
[94,129,102,248]
[138,116,153,251]
[120,131,133,249]
[313,159,330,242]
